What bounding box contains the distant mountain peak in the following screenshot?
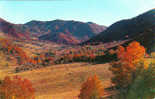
[0,17,30,39]
[0,18,6,22]
[87,22,95,24]
[0,18,106,44]
[0,18,13,24]
[33,20,107,44]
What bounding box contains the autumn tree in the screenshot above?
[110,41,146,98]
[79,75,104,99]
[0,75,35,99]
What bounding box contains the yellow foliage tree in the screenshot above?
[79,74,104,99]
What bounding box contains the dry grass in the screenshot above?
[0,63,112,99]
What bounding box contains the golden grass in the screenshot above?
[0,63,112,99]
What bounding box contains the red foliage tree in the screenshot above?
[0,75,35,99]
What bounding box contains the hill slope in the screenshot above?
[85,9,155,52]
[0,18,106,44]
[0,18,29,39]
[4,63,112,99]
[23,20,106,44]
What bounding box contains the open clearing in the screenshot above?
[0,63,112,99]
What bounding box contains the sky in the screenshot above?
[0,0,155,26]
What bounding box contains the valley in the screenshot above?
[0,8,155,99]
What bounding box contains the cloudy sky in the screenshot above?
[0,0,155,26]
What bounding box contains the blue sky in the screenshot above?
[0,0,155,26]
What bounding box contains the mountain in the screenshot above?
[85,9,155,52]
[40,32,80,44]
[0,18,29,39]
[23,20,106,44]
[0,18,106,44]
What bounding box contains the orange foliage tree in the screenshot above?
[79,75,104,99]
[0,75,35,99]
[110,41,146,96]
[117,41,146,70]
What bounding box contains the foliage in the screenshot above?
[125,63,155,99]
[79,75,104,99]
[54,43,120,65]
[110,41,146,98]
[0,75,35,99]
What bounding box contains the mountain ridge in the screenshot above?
[84,9,155,52]
[0,18,106,44]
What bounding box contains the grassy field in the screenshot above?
[0,63,112,99]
